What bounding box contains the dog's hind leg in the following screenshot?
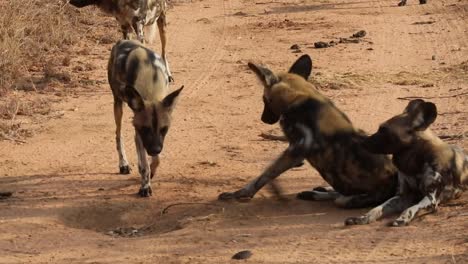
[219,150,304,201]
[335,193,391,209]
[121,24,132,40]
[114,99,130,174]
[157,15,173,82]
[132,21,145,44]
[135,133,152,197]
[297,187,340,201]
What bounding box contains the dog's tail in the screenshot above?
[69,0,100,8]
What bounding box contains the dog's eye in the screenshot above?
[160,126,168,136]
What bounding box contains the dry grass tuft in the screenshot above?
[0,0,80,95]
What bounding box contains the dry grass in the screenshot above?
[0,0,80,95]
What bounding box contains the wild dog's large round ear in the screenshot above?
[162,85,184,108]
[125,85,145,112]
[407,100,437,131]
[247,62,278,87]
[404,99,425,113]
[288,54,312,80]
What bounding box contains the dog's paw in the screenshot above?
[119,165,131,174]
[138,186,152,197]
[218,192,235,200]
[389,219,407,227]
[344,216,368,226]
[218,191,252,202]
[297,191,321,200]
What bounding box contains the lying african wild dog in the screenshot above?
[346,99,467,226]
[398,0,427,6]
[219,55,399,208]
[69,0,173,81]
[108,40,183,197]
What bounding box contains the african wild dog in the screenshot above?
[108,40,183,197]
[345,99,467,226]
[69,0,173,81]
[398,0,427,6]
[218,55,399,208]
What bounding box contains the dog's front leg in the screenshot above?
[391,166,442,226]
[390,191,438,226]
[135,133,152,197]
[150,155,160,179]
[114,99,130,174]
[344,195,410,225]
[218,149,304,201]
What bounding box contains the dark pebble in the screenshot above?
[232,250,253,260]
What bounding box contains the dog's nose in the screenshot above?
[147,146,162,156]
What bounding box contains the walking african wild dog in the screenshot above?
[69,0,173,81]
[398,0,427,6]
[108,40,183,197]
[219,55,399,208]
[346,99,467,226]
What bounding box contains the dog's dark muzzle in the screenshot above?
[261,100,280,125]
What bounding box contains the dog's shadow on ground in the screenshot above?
[57,193,364,238]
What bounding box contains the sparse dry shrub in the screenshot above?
[0,0,80,95]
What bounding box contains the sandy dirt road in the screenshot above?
[0,0,467,263]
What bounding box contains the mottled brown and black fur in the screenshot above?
[219,55,398,208]
[108,40,183,197]
[69,0,173,80]
[346,99,467,226]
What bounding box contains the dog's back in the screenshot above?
[276,74,397,199]
[108,40,169,102]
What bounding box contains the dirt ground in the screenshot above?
[0,0,467,263]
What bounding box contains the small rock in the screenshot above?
[351,30,366,38]
[339,38,360,44]
[432,55,436,60]
[232,250,252,260]
[233,11,248,16]
[0,192,13,199]
[314,41,330,48]
[290,44,300,50]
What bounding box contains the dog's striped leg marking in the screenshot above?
[135,133,152,197]
[345,195,409,225]
[391,191,437,226]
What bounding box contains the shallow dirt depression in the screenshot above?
[0,0,467,263]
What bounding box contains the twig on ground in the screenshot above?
[0,132,26,144]
[439,134,465,140]
[160,202,222,216]
[259,133,288,141]
[447,212,468,219]
[397,92,468,101]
